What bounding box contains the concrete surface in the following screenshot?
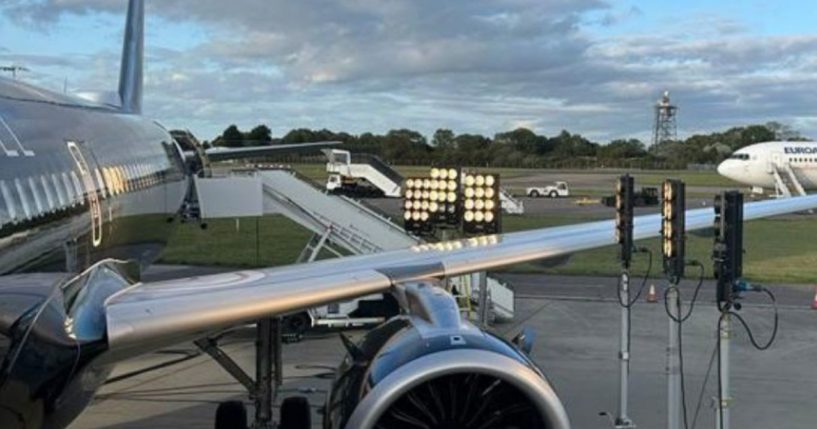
[70,270,817,429]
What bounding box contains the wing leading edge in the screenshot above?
[104,194,817,361]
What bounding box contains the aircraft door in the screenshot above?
[66,141,104,249]
[769,152,781,173]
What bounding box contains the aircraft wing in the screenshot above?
[204,141,342,162]
[103,195,817,361]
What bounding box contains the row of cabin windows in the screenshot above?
[0,161,169,228]
[789,158,817,164]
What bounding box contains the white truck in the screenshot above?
[526,181,570,198]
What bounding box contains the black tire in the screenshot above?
[284,312,311,336]
[529,190,540,198]
[549,191,558,198]
[279,396,312,429]
[215,401,247,429]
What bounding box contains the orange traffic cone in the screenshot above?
[811,286,817,310]
[646,284,658,303]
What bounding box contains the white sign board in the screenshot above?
[195,176,263,218]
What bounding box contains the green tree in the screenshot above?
[247,124,272,145]
[220,125,244,148]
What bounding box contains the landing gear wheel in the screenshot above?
[279,396,312,429]
[284,312,310,336]
[214,400,247,429]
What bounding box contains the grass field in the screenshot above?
[160,212,817,284]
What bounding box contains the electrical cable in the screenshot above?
[663,261,705,323]
[676,295,690,429]
[616,247,652,309]
[661,260,705,429]
[729,287,779,351]
[715,286,778,429]
[691,344,717,429]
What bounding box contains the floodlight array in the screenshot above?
[461,172,501,234]
[661,179,686,281]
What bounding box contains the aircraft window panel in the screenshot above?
[94,168,107,199]
[61,172,76,205]
[70,171,85,203]
[14,178,32,219]
[40,176,55,212]
[27,177,45,215]
[0,180,17,223]
[51,174,66,208]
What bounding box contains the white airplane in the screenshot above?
[717,141,817,196]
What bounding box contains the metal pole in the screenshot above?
[615,271,635,428]
[273,317,283,389]
[666,287,681,429]
[716,313,731,429]
[477,271,489,328]
[255,318,273,428]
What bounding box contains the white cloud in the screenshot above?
[3,0,817,142]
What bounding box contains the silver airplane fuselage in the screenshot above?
[0,77,188,275]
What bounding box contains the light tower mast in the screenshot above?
[652,90,678,146]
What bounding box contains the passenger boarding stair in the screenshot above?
[325,150,404,197]
[772,162,807,198]
[500,188,525,214]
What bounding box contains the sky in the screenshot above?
[1,0,816,143]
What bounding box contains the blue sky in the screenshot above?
[2,0,817,143]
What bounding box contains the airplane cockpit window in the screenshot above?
[729,153,750,160]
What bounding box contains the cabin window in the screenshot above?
[39,176,55,212]
[51,174,67,208]
[13,178,33,220]
[70,171,84,203]
[94,168,107,199]
[27,177,45,216]
[61,172,76,206]
[0,180,16,225]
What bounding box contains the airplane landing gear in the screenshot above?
[198,318,312,429]
[215,401,248,429]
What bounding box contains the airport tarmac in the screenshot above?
[71,268,817,429]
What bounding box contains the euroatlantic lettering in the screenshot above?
[784,147,817,155]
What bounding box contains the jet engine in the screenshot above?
[325,281,570,429]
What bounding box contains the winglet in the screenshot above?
[118,0,144,114]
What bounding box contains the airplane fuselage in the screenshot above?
[717,141,817,191]
[0,77,188,275]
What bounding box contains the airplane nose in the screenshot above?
[717,161,729,177]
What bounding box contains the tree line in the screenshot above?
[202,122,810,169]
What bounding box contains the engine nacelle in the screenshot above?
[0,260,137,429]
[325,280,570,429]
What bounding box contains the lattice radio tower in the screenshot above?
[652,90,678,146]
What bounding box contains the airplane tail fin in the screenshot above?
[118,0,144,114]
